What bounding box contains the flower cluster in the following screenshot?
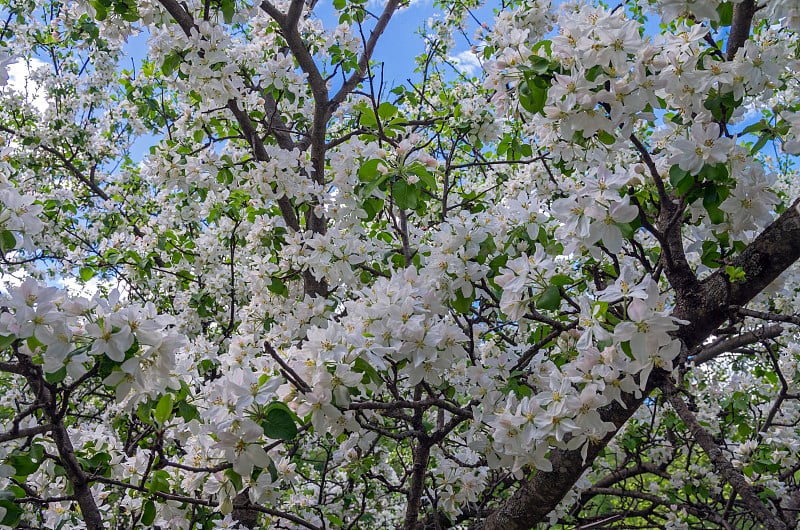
[0,279,185,401]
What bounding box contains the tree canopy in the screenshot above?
[1,0,800,528]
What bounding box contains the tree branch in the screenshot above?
[662,378,786,530]
[473,199,800,529]
[726,0,756,61]
[690,324,784,365]
[17,355,103,530]
[0,423,52,443]
[677,199,800,345]
[329,0,402,114]
[156,0,196,37]
[227,100,301,232]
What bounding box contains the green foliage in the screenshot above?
[260,402,299,440]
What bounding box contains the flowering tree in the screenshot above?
[1,0,800,528]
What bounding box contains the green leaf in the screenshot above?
[358,159,384,180]
[161,51,183,76]
[0,335,16,350]
[267,276,288,296]
[121,9,139,22]
[526,55,551,75]
[701,241,721,268]
[725,265,745,283]
[177,400,200,422]
[701,163,728,183]
[750,134,769,155]
[8,451,41,478]
[703,89,740,122]
[220,0,235,23]
[707,205,725,224]
[361,197,384,221]
[90,0,108,20]
[0,499,21,526]
[44,366,67,384]
[148,469,170,493]
[717,2,733,26]
[353,357,380,385]
[406,162,437,192]
[261,402,298,440]
[376,102,398,121]
[742,119,768,136]
[518,77,548,115]
[596,130,615,145]
[703,185,726,224]
[536,284,561,311]
[0,230,17,253]
[141,499,156,525]
[550,274,573,287]
[451,289,474,314]
[669,165,692,191]
[154,393,174,425]
[393,180,418,210]
[488,254,509,274]
[358,107,377,128]
[79,266,95,281]
[531,39,552,56]
[503,374,533,398]
[361,172,391,199]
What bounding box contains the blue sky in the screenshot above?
[313,1,496,82]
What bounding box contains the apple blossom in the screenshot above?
[0,0,799,529]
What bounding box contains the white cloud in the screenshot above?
[0,52,14,86]
[448,49,482,77]
[57,274,105,298]
[5,57,49,112]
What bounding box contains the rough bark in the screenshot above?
[17,355,104,530]
[675,199,800,345]
[727,0,757,61]
[232,491,259,528]
[472,201,800,530]
[664,380,787,530]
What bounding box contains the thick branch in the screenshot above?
[329,0,402,113]
[0,360,25,375]
[691,324,784,365]
[260,1,327,105]
[156,0,196,37]
[473,389,645,530]
[592,461,668,490]
[474,200,800,529]
[726,0,756,61]
[403,442,432,530]
[657,197,699,297]
[227,100,301,232]
[677,199,800,346]
[0,423,52,443]
[17,355,104,529]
